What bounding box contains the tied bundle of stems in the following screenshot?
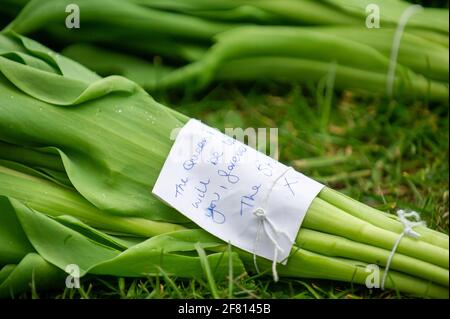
[1,0,448,101]
[148,26,448,101]
[0,32,448,298]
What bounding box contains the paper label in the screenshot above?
[152,119,324,262]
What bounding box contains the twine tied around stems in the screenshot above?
[252,167,294,282]
[381,210,426,290]
[252,207,292,282]
[386,4,423,97]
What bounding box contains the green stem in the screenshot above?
[2,163,448,297]
[0,140,64,172]
[153,26,448,102]
[254,0,362,25]
[319,187,449,249]
[0,164,184,237]
[304,198,449,269]
[247,248,449,299]
[6,0,235,40]
[297,229,448,287]
[215,57,448,103]
[314,26,448,82]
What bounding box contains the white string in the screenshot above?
[386,4,423,97]
[252,167,294,282]
[381,210,425,290]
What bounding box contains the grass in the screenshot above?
[13,79,448,299]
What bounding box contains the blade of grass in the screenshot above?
[157,267,182,299]
[227,242,233,299]
[195,243,220,299]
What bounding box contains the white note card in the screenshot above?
[152,119,324,263]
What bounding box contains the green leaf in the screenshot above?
[0,196,34,265]
[12,199,121,276]
[0,253,64,299]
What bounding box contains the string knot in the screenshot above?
[386,4,423,96]
[252,206,291,282]
[251,167,294,282]
[397,210,425,238]
[380,209,424,290]
[253,207,266,219]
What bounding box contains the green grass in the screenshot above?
[12,80,448,299]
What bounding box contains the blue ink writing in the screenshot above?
[206,192,226,224]
[209,151,223,166]
[175,177,189,198]
[192,179,210,208]
[240,184,261,215]
[217,146,247,184]
[222,137,236,145]
[256,161,273,177]
[284,177,298,196]
[183,138,207,170]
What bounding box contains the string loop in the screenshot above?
[252,167,294,282]
[380,209,425,290]
[386,4,423,96]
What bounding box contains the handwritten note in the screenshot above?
[152,119,324,263]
